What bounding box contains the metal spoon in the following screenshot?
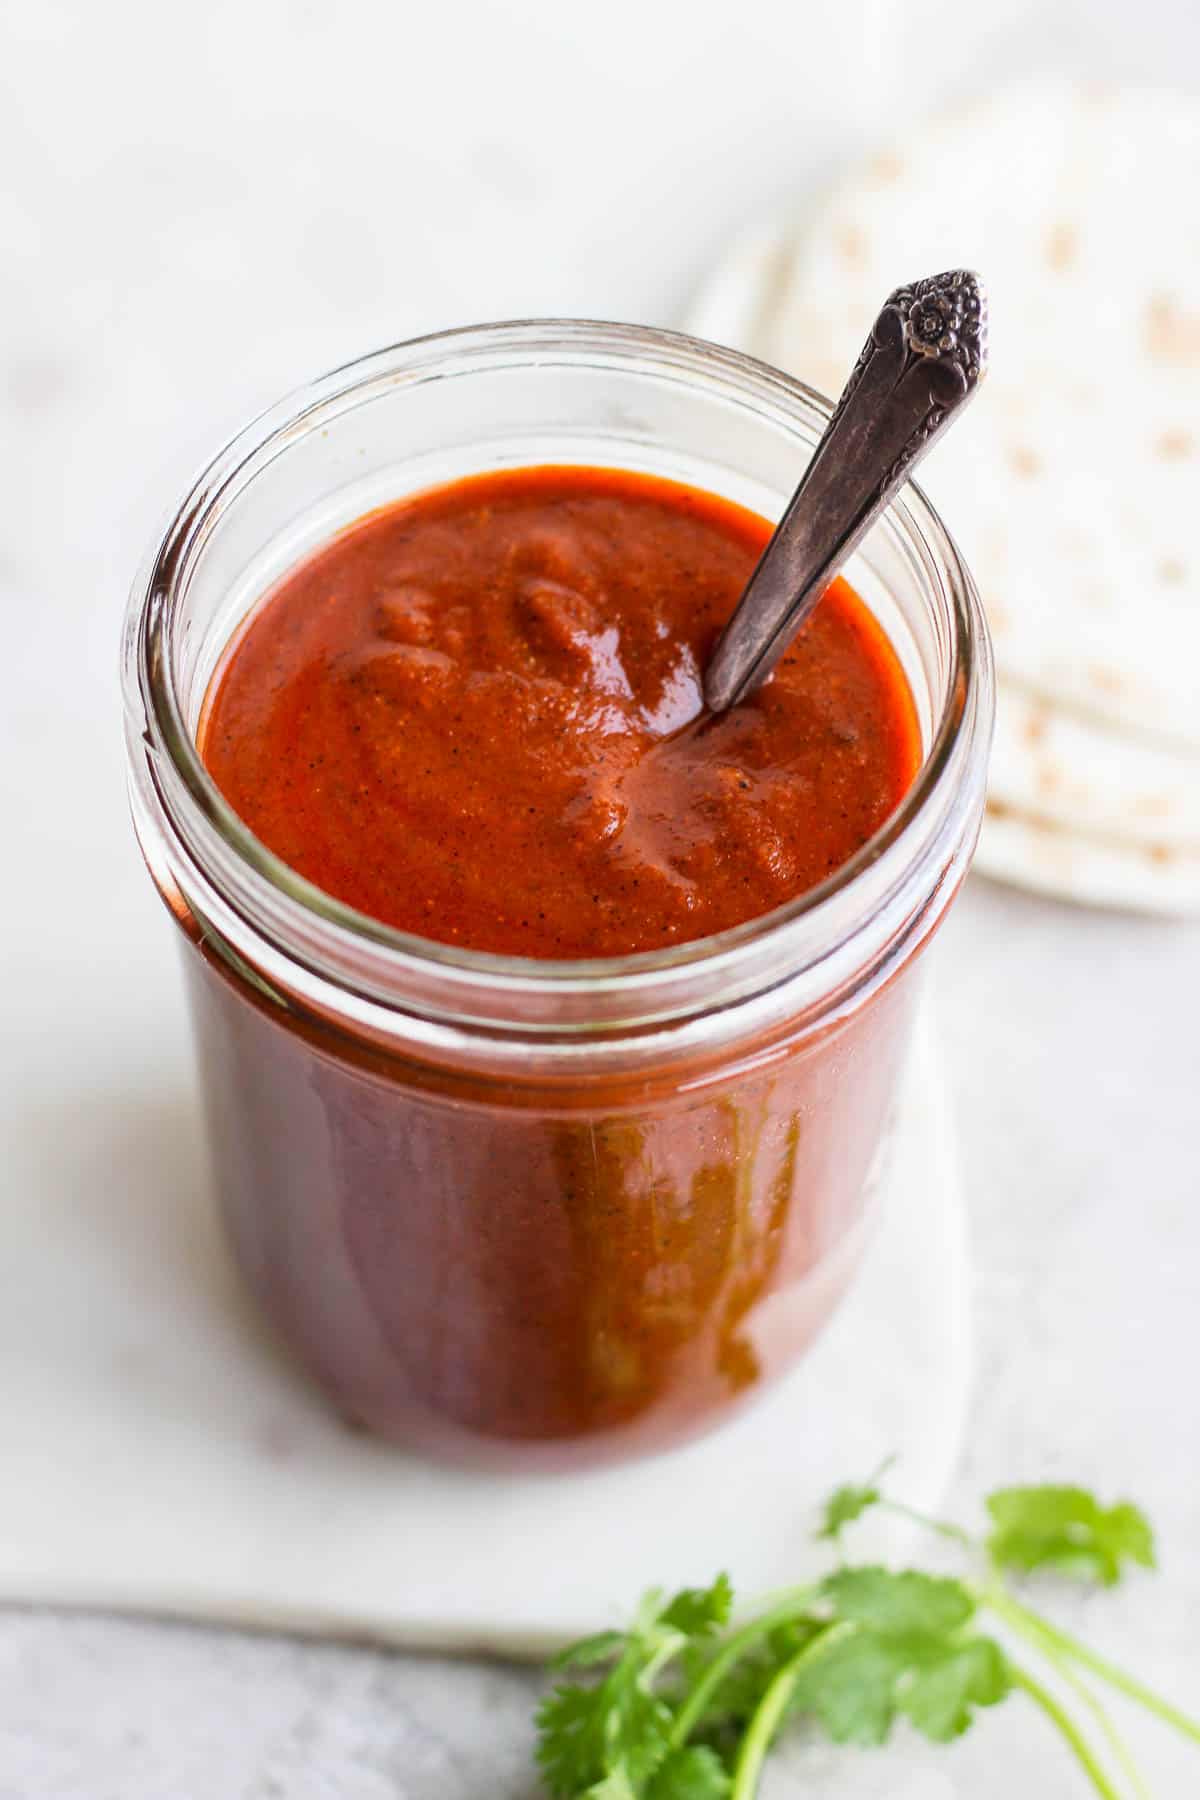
[703,269,988,713]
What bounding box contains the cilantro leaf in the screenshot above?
[789,1617,1009,1748]
[535,1654,673,1796]
[551,1631,627,1671]
[661,1575,734,1638]
[783,1570,1004,1749]
[537,1682,612,1796]
[822,1567,976,1637]
[617,1690,677,1790]
[816,1477,884,1542]
[538,1585,726,1797]
[986,1486,1156,1586]
[897,1635,1012,1742]
[681,1621,824,1741]
[790,1631,906,1745]
[645,1746,731,1799]
[583,1771,638,1800]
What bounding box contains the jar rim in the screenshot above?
[124,318,992,1038]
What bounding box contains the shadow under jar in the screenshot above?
[122,321,993,1471]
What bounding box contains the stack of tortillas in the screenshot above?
[687,81,1200,915]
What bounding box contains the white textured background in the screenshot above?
[2,1,1199,1794]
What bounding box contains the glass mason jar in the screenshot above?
[122,320,993,1471]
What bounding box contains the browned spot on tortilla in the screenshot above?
[986,797,1014,821]
[1144,295,1200,367]
[1149,844,1174,865]
[835,225,866,269]
[1023,707,1049,747]
[1046,223,1078,271]
[1156,428,1195,461]
[1089,664,1126,696]
[869,150,904,185]
[1008,445,1041,479]
[1037,761,1062,797]
[1158,557,1186,585]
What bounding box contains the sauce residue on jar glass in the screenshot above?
[200,466,921,957]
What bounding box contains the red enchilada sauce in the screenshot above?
[191,467,922,1463]
[201,468,919,956]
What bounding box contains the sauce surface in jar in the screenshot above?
[200,467,921,955]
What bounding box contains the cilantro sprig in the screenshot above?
[536,1475,1200,1798]
[538,1579,734,1798]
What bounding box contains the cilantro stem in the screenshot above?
[730,1623,854,1800]
[1009,1619,1151,1800]
[669,1588,817,1749]
[641,1633,688,1689]
[877,1496,973,1547]
[1009,1662,1124,1800]
[991,1589,1200,1749]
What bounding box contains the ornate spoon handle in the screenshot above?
[703,270,988,713]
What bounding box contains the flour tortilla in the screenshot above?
[684,80,1200,913]
[685,230,1200,913]
[990,681,1200,851]
[983,685,1200,913]
[750,80,1200,755]
[978,806,1200,918]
